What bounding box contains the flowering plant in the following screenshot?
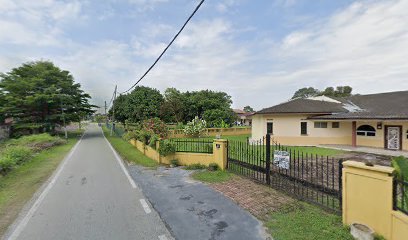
[183,116,207,137]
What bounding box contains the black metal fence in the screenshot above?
[227,134,343,213]
[105,122,126,137]
[394,178,408,215]
[170,139,213,154]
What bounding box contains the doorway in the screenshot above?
[385,126,402,150]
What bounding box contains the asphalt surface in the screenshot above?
[129,166,270,240]
[5,124,172,240]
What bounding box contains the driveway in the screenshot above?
[128,166,270,240]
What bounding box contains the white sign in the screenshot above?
[273,151,290,169]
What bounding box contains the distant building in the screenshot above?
[252,91,408,151]
[233,109,255,126]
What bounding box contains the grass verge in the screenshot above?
[266,202,353,240]
[192,170,233,183]
[102,126,158,168]
[0,136,79,237]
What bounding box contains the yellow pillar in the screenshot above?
[342,161,394,239]
[213,139,228,170]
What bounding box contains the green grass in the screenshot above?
[266,202,353,240]
[282,146,343,157]
[191,170,233,183]
[0,136,79,236]
[102,126,158,168]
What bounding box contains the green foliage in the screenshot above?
[184,163,207,170]
[392,156,408,180]
[0,61,95,135]
[122,131,139,141]
[158,140,176,156]
[149,134,159,149]
[243,105,254,112]
[7,133,64,151]
[2,146,32,165]
[291,85,354,99]
[208,163,219,171]
[0,157,16,175]
[183,116,207,137]
[170,159,179,166]
[109,86,164,123]
[142,118,168,138]
[203,109,234,127]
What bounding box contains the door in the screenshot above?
[267,122,273,135]
[386,126,402,150]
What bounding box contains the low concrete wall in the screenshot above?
[129,139,228,170]
[169,127,251,138]
[342,161,408,240]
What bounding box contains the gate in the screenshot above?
[227,134,343,213]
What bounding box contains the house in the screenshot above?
[233,109,255,126]
[251,91,408,151]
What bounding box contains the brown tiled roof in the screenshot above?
[257,90,408,120]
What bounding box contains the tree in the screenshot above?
[159,88,185,123]
[291,87,320,99]
[0,61,95,134]
[243,106,254,112]
[110,86,163,123]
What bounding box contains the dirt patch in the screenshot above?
[336,152,392,166]
[210,176,294,220]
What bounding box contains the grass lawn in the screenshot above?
[0,135,80,236]
[266,202,353,240]
[102,126,158,168]
[191,170,233,183]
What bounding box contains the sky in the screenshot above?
[1,0,408,112]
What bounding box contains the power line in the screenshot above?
[120,0,206,94]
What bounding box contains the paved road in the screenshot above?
[129,166,270,240]
[4,124,172,240]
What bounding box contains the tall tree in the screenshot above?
[291,87,320,99]
[243,106,254,112]
[0,61,95,134]
[110,86,163,123]
[160,88,185,123]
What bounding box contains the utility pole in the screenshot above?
[61,97,67,139]
[104,100,108,125]
[110,85,117,137]
[104,101,107,115]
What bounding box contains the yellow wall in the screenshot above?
[129,139,228,170]
[252,115,408,150]
[342,161,408,240]
[252,114,352,145]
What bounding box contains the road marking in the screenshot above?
[7,131,85,240]
[140,199,151,214]
[158,235,168,240]
[102,132,138,189]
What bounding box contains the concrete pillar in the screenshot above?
[213,139,228,170]
[342,161,394,239]
[352,121,357,147]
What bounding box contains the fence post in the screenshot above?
[338,159,344,209]
[265,134,271,185]
[213,139,228,170]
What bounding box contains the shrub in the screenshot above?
[185,163,207,170]
[7,133,64,151]
[142,118,169,138]
[149,134,159,149]
[158,140,176,156]
[392,156,408,180]
[2,146,33,165]
[183,116,207,137]
[208,163,219,171]
[0,156,16,175]
[122,131,139,141]
[170,159,179,167]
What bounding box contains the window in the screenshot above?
[301,122,307,135]
[357,125,376,137]
[332,122,340,128]
[267,122,273,135]
[314,122,328,128]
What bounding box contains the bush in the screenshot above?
[2,146,33,165]
[149,134,159,149]
[208,163,219,171]
[183,116,207,137]
[122,131,139,141]
[0,156,16,175]
[142,118,169,138]
[170,159,179,167]
[392,156,408,180]
[7,133,64,151]
[158,140,176,156]
[185,163,207,170]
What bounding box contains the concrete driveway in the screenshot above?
[129,166,270,240]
